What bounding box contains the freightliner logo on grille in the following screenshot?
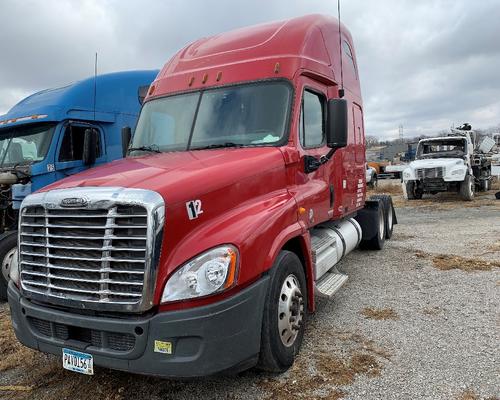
[60,197,88,208]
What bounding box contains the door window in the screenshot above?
[299,90,325,149]
[59,125,101,162]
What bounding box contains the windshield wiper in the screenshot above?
[193,142,244,150]
[128,145,161,154]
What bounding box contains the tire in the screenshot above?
[360,202,386,250]
[406,181,415,200]
[460,175,474,201]
[257,251,307,373]
[368,174,378,189]
[0,231,18,301]
[478,170,491,192]
[370,194,395,239]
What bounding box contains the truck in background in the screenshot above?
[402,124,493,200]
[0,70,158,299]
[8,15,396,377]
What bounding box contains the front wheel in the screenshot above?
[257,251,307,373]
[406,181,416,200]
[460,175,474,201]
[0,231,18,301]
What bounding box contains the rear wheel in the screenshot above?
[460,175,474,201]
[479,175,490,192]
[370,194,395,239]
[257,251,307,372]
[0,232,18,301]
[360,203,386,250]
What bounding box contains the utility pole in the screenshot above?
[399,124,404,141]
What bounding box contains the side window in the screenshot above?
[59,125,101,162]
[342,40,358,79]
[299,90,325,148]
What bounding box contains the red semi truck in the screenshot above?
[8,14,396,377]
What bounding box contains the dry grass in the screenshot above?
[0,307,41,373]
[259,331,390,400]
[432,254,500,272]
[360,307,399,321]
[422,306,441,316]
[259,351,380,400]
[370,182,402,196]
[458,390,480,400]
[457,389,500,400]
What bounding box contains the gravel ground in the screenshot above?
[1,189,499,400]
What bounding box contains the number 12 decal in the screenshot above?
[186,200,203,220]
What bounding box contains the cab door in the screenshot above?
[294,81,332,227]
[54,122,106,181]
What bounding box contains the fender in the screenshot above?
[153,189,302,305]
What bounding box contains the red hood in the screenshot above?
[42,148,286,205]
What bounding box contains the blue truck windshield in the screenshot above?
[131,81,291,153]
[0,123,56,167]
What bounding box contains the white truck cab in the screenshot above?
[402,127,488,201]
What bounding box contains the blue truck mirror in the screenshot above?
[83,129,98,165]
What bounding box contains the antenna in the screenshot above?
[93,52,97,121]
[337,0,344,98]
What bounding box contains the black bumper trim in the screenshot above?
[8,276,269,378]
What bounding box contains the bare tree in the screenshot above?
[365,135,379,147]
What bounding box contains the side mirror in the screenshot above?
[326,98,348,149]
[121,126,132,157]
[82,129,98,165]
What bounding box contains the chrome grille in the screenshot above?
[18,187,165,312]
[415,167,444,179]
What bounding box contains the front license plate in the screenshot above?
[62,348,94,375]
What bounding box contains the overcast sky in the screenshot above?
[1,0,499,139]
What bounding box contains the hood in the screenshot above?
[41,147,286,205]
[409,158,464,169]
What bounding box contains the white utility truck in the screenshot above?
[402,124,492,201]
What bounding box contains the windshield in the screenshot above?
[0,123,56,167]
[131,81,292,153]
[416,139,467,159]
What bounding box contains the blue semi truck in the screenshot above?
[0,70,158,299]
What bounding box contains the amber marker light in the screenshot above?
[223,247,238,289]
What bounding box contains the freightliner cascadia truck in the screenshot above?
[8,15,396,377]
[0,70,158,299]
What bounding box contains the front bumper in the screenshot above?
[8,276,269,378]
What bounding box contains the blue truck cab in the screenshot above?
[0,70,158,298]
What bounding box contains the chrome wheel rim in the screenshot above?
[278,274,304,347]
[2,247,16,282]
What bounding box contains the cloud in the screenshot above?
[1,0,499,138]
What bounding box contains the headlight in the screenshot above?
[451,169,463,175]
[161,245,238,303]
[403,171,412,179]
